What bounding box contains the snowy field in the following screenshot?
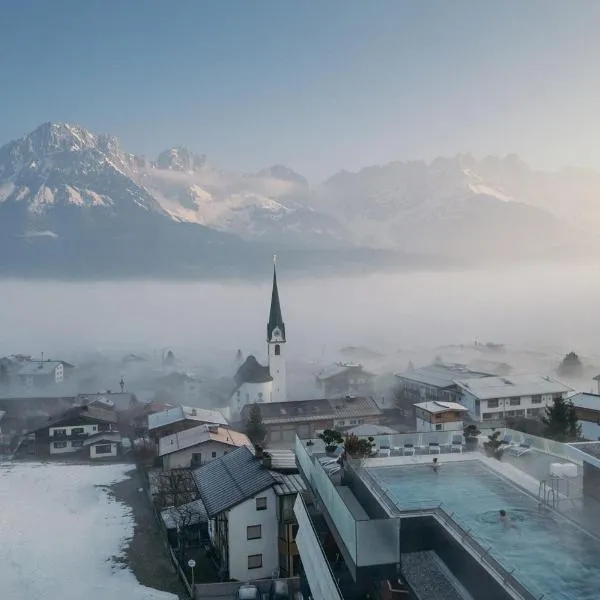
[0,462,177,600]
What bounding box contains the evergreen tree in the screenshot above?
[557,352,583,378]
[543,396,581,442]
[245,403,266,446]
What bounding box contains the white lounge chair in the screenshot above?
[403,443,415,456]
[378,445,391,457]
[450,435,463,453]
[507,443,531,457]
[428,442,441,454]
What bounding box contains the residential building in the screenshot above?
[18,359,75,389]
[413,401,468,432]
[28,404,119,456]
[158,423,252,469]
[569,392,600,441]
[315,363,376,398]
[229,262,287,420]
[240,396,383,446]
[192,445,304,581]
[82,432,122,459]
[346,423,399,437]
[147,405,228,441]
[454,374,573,421]
[396,363,492,405]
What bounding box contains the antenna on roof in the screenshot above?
[273,253,277,266]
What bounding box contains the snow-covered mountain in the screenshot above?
[312,155,599,259]
[0,122,597,277]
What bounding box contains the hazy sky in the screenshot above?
[1,0,600,179]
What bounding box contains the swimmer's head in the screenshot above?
[499,509,506,517]
[433,457,438,463]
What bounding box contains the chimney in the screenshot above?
[262,451,272,469]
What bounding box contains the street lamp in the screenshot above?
[188,558,196,589]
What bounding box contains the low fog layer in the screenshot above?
[2,264,599,363]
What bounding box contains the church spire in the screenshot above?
[267,256,285,343]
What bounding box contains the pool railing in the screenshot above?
[358,465,547,600]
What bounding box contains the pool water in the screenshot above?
[369,462,600,600]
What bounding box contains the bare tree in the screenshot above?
[154,469,198,511]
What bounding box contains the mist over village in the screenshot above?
[4,3,600,600]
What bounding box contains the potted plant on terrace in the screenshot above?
[464,424,481,451]
[319,429,344,454]
[343,434,375,459]
[483,430,504,460]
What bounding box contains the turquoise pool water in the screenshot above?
[368,462,600,600]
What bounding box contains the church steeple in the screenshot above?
[267,258,285,343]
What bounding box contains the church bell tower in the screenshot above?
[267,256,287,403]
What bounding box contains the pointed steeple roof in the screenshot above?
[267,262,285,342]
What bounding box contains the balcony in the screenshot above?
[295,437,401,580]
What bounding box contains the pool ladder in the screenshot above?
[538,478,559,509]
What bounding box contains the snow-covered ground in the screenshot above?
[0,462,177,600]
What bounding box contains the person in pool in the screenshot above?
[431,457,439,473]
[499,509,519,532]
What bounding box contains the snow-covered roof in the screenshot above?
[315,362,373,381]
[82,432,122,446]
[396,363,491,389]
[18,360,73,376]
[568,392,600,412]
[148,405,227,430]
[158,424,251,457]
[454,374,573,400]
[414,401,469,414]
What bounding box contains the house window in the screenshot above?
[247,525,262,540]
[256,497,267,511]
[274,344,280,356]
[211,451,217,458]
[71,440,84,448]
[435,423,442,431]
[248,554,263,569]
[482,413,493,420]
[487,400,499,409]
[94,444,112,454]
[53,429,67,437]
[531,395,542,404]
[53,441,67,448]
[510,398,521,406]
[71,427,84,435]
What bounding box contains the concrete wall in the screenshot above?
[162,440,235,470]
[583,462,600,504]
[227,487,278,581]
[400,516,523,600]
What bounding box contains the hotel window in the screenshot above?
[71,427,84,435]
[487,399,499,409]
[53,441,67,448]
[509,398,521,406]
[248,554,263,569]
[53,429,67,437]
[435,424,442,431]
[531,395,542,404]
[247,525,262,540]
[256,497,267,511]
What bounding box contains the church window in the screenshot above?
[275,344,280,356]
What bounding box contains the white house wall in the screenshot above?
[416,417,463,433]
[162,440,237,470]
[227,487,278,581]
[580,421,600,442]
[230,381,273,421]
[90,442,118,459]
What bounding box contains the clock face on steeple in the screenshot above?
[271,327,283,342]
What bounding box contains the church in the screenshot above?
[229,261,287,421]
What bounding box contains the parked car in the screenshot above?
[269,578,291,599]
[236,583,260,600]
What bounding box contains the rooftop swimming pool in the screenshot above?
[368,461,600,600]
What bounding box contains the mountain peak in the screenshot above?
[256,164,307,187]
[155,147,207,172]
